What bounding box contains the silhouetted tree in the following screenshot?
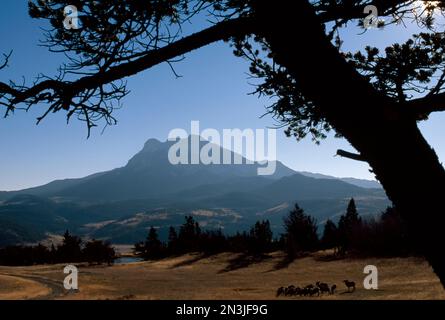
[377,206,413,255]
[338,199,363,254]
[49,243,57,264]
[248,220,273,255]
[0,246,36,266]
[227,232,250,253]
[32,243,50,265]
[83,239,116,265]
[57,230,82,262]
[352,207,414,257]
[321,219,339,253]
[167,226,179,255]
[346,199,360,220]
[283,204,319,259]
[0,232,118,266]
[200,229,227,255]
[141,227,166,260]
[178,216,201,253]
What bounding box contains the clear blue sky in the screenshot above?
[0,0,444,191]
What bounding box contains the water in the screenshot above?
[114,256,144,265]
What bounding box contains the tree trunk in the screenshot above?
[252,0,445,286]
[367,120,445,285]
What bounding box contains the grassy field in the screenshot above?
[0,251,444,300]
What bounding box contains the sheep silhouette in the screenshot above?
[316,281,330,295]
[285,285,296,296]
[309,287,320,296]
[343,280,356,292]
[330,284,337,295]
[276,281,343,298]
[276,286,286,297]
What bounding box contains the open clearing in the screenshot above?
[0,251,443,300]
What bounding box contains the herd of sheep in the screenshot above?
[276,280,356,297]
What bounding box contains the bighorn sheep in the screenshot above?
[330,284,337,295]
[316,281,330,295]
[276,286,286,297]
[309,287,320,297]
[343,280,356,292]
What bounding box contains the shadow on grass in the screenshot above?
[313,252,345,262]
[338,290,355,295]
[169,253,210,269]
[267,255,296,272]
[218,253,272,274]
[266,252,313,272]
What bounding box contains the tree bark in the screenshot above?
[252,0,445,286]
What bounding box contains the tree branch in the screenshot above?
[72,16,255,93]
[405,92,445,119]
[0,16,254,105]
[336,149,367,162]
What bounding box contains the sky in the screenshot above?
[0,0,444,191]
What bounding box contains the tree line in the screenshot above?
[135,198,415,261]
[0,231,116,266]
[320,199,414,257]
[0,198,414,266]
[134,216,279,259]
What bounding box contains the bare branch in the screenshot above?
[336,149,367,162]
[0,51,12,70]
[0,16,255,132]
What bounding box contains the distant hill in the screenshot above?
[0,137,389,246]
[299,172,382,189]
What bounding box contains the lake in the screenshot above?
[114,256,144,264]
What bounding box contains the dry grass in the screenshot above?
[0,251,444,300]
[0,274,51,300]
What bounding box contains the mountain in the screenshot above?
[255,174,382,203]
[0,172,108,201]
[0,195,69,245]
[299,171,382,189]
[340,177,382,189]
[0,137,389,245]
[0,137,295,203]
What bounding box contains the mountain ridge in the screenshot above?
[0,137,389,246]
[0,137,380,199]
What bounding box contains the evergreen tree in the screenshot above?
[178,216,201,252]
[283,204,319,259]
[346,199,361,224]
[200,229,227,255]
[167,226,179,255]
[338,198,363,254]
[248,220,273,255]
[83,239,116,265]
[57,230,82,262]
[378,206,410,256]
[321,219,339,252]
[143,226,165,260]
[50,243,57,264]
